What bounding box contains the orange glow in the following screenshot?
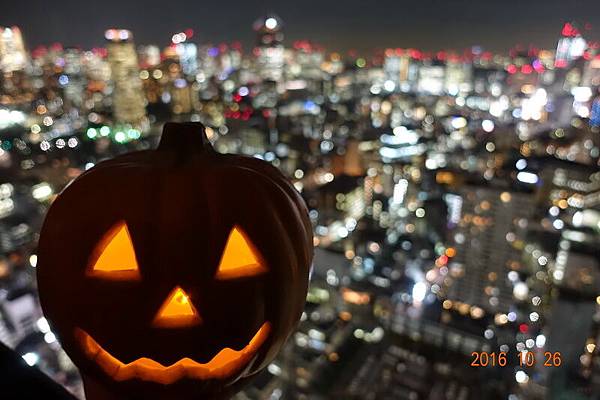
[152,287,201,328]
[88,222,140,280]
[341,288,371,305]
[215,226,267,280]
[75,322,271,384]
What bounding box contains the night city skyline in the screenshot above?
[1,2,600,399]
[2,0,600,52]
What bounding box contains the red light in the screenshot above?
[521,65,533,74]
[507,64,517,74]
[409,49,421,59]
[519,324,528,334]
[184,29,194,39]
[555,59,568,68]
[562,22,579,37]
[481,51,493,60]
[436,51,447,60]
[31,46,48,58]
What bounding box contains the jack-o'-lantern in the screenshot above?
[37,122,313,400]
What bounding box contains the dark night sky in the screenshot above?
[2,0,600,53]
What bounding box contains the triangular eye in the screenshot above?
[87,222,141,280]
[216,226,267,280]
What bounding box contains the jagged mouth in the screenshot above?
[74,322,271,384]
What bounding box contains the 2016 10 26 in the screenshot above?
[470,351,562,367]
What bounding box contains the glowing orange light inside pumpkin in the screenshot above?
[153,286,201,328]
[216,226,267,280]
[88,222,140,280]
[75,322,271,384]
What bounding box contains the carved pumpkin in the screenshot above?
[37,122,313,400]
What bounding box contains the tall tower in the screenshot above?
[0,26,27,73]
[555,22,587,68]
[253,15,285,81]
[446,187,534,314]
[62,47,85,109]
[105,29,147,126]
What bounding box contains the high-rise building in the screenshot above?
[383,50,418,92]
[555,22,588,68]
[253,15,285,81]
[62,47,85,109]
[105,29,147,126]
[0,26,27,73]
[446,187,534,314]
[175,43,198,76]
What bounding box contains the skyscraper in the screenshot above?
[0,26,27,73]
[253,15,285,82]
[446,187,534,314]
[105,29,147,126]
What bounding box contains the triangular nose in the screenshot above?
[152,286,202,328]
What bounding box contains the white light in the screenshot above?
[451,116,467,129]
[513,282,529,301]
[32,183,53,201]
[412,281,427,302]
[516,159,527,170]
[529,312,539,322]
[571,86,592,102]
[115,131,126,143]
[482,119,495,132]
[517,172,538,184]
[267,363,282,376]
[265,17,278,30]
[393,126,407,135]
[29,254,37,268]
[515,370,529,384]
[508,271,519,282]
[553,270,564,280]
[383,80,396,92]
[22,352,39,366]
[44,331,57,344]
[238,86,249,96]
[536,334,546,348]
[36,317,50,333]
[553,219,564,230]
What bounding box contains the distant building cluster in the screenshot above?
[0,17,599,400]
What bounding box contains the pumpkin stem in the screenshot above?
[157,122,215,157]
